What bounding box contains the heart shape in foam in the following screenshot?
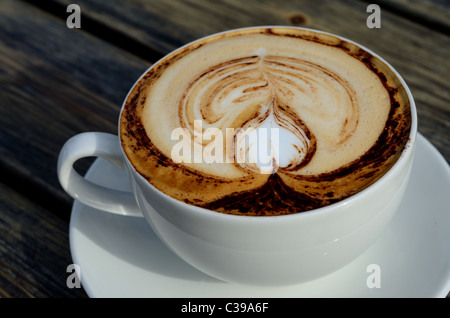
[179,54,359,174]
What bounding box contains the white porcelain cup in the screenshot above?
[58,27,417,286]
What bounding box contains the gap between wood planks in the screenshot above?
[0,160,72,223]
[360,0,450,36]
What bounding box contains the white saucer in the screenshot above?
[69,133,450,298]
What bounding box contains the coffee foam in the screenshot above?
[120,27,411,216]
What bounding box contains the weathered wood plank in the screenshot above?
[0,181,88,297]
[47,0,450,163]
[0,0,150,218]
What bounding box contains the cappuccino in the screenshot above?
[120,27,411,216]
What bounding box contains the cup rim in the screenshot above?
[118,25,418,222]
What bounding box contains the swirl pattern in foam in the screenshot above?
[178,53,362,174]
[120,27,411,216]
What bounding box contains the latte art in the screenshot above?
[120,27,411,216]
[179,53,360,173]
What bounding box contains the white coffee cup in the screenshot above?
[57,27,417,286]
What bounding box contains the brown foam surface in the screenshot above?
[120,27,411,216]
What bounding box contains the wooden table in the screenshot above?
[0,0,448,298]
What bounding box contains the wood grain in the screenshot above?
[0,0,150,219]
[0,181,87,297]
[47,0,450,163]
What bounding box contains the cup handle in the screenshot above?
[57,132,142,217]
